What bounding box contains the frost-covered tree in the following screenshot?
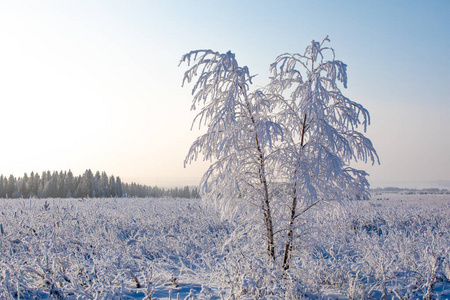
[180,50,283,258]
[180,37,378,267]
[269,37,379,269]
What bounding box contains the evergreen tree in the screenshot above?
[50,171,59,197]
[0,175,5,198]
[41,172,57,198]
[80,169,94,197]
[29,172,38,197]
[99,172,109,197]
[19,173,29,197]
[73,175,84,198]
[182,186,190,198]
[0,169,200,199]
[19,179,26,198]
[93,175,100,197]
[93,171,101,197]
[109,176,116,197]
[66,170,75,198]
[58,171,66,198]
[191,187,200,198]
[116,176,122,197]
[39,171,48,197]
[6,175,16,198]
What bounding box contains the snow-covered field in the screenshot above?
[0,194,449,299]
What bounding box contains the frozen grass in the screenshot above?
[0,194,449,299]
[291,194,450,299]
[0,198,230,299]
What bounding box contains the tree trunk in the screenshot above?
[282,185,297,269]
[282,113,308,269]
[257,140,275,259]
[241,86,275,260]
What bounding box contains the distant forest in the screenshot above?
[0,169,200,199]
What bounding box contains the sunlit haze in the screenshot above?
[0,1,449,188]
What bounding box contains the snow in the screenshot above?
[0,194,449,299]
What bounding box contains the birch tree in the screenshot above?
[269,37,379,269]
[180,37,379,267]
[180,50,282,259]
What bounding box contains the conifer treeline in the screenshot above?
[0,170,200,199]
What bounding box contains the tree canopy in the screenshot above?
[181,37,379,269]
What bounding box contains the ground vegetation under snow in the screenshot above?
[0,194,449,299]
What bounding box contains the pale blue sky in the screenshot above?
[0,1,449,188]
